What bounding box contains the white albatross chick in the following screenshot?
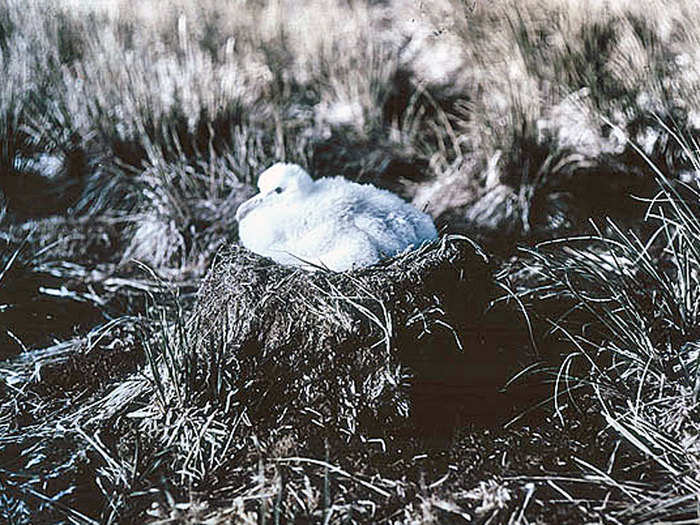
[235,163,438,271]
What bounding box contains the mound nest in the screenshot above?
[193,234,509,438]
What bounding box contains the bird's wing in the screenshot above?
[316,227,379,271]
[352,211,411,257]
[403,204,438,243]
[353,184,437,247]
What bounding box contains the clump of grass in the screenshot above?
[402,0,700,252]
[511,133,700,520]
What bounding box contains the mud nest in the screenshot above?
[192,235,508,439]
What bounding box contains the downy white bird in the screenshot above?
[236,163,438,271]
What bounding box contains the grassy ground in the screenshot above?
[2,0,700,522]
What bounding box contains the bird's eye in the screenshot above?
[274,187,283,194]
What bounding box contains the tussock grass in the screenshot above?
[3,0,700,522]
[506,142,700,520]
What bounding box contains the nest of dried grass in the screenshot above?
[191,234,504,438]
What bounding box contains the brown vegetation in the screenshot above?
[2,0,700,522]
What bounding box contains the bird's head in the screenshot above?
[236,163,314,223]
[257,163,313,194]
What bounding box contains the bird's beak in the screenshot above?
[235,194,265,223]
